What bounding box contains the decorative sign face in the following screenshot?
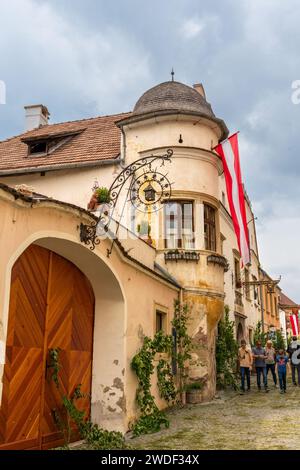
[80,149,173,252]
[131,170,171,213]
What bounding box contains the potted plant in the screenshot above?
[95,187,111,204]
[185,382,203,404]
[87,187,111,213]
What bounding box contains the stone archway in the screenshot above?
[35,238,126,433]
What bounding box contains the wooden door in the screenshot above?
[0,245,94,450]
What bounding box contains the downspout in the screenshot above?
[260,283,265,333]
[120,125,127,164]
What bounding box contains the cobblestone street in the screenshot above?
[132,381,300,450]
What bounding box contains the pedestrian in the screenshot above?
[265,339,277,387]
[238,339,253,394]
[287,336,300,386]
[276,348,289,394]
[252,340,269,392]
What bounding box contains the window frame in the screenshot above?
[204,203,217,252]
[155,309,167,334]
[164,199,195,250]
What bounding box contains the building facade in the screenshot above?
[0,79,286,448]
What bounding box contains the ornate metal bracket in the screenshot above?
[80,149,173,251]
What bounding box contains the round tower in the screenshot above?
[117,80,229,399]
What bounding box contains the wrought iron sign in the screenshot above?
[80,149,173,253]
[242,277,281,294]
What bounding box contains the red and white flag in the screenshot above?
[290,314,299,336]
[214,133,250,266]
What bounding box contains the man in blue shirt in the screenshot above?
[252,340,269,392]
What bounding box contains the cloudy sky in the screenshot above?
[0,0,300,301]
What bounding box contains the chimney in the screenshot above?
[193,83,206,99]
[24,104,50,131]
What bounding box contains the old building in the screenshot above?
[279,291,300,338]
[0,79,281,448]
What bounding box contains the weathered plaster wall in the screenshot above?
[0,191,178,432]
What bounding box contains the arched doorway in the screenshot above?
[0,244,95,450]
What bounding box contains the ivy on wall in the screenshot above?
[130,300,192,436]
[216,306,239,390]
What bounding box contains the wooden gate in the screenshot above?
[0,245,94,450]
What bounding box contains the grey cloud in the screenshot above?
[0,0,299,299]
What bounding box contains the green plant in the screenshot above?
[95,187,110,204]
[130,301,192,437]
[130,332,172,436]
[271,329,286,351]
[130,412,169,437]
[216,306,239,390]
[185,382,202,391]
[252,321,267,347]
[157,359,177,403]
[50,364,128,449]
[171,300,192,393]
[48,348,61,388]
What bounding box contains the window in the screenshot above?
[252,275,259,302]
[244,268,250,299]
[156,310,167,333]
[204,204,216,251]
[234,257,241,289]
[28,140,47,155]
[273,295,278,317]
[164,201,194,249]
[248,328,253,345]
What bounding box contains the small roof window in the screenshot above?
[28,140,48,155]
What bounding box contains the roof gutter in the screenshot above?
[116,109,229,141]
[0,157,121,176]
[154,261,182,289]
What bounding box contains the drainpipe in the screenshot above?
[179,287,185,404]
[259,283,265,333]
[120,125,127,164]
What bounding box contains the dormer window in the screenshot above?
[21,129,85,158]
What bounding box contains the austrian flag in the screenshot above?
[214,133,250,266]
[290,314,299,336]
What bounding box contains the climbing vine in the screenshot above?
[157,359,177,403]
[216,306,239,390]
[131,300,192,436]
[48,348,61,388]
[171,300,192,393]
[50,363,128,449]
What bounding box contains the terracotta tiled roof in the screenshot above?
[279,292,298,307]
[0,112,131,173]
